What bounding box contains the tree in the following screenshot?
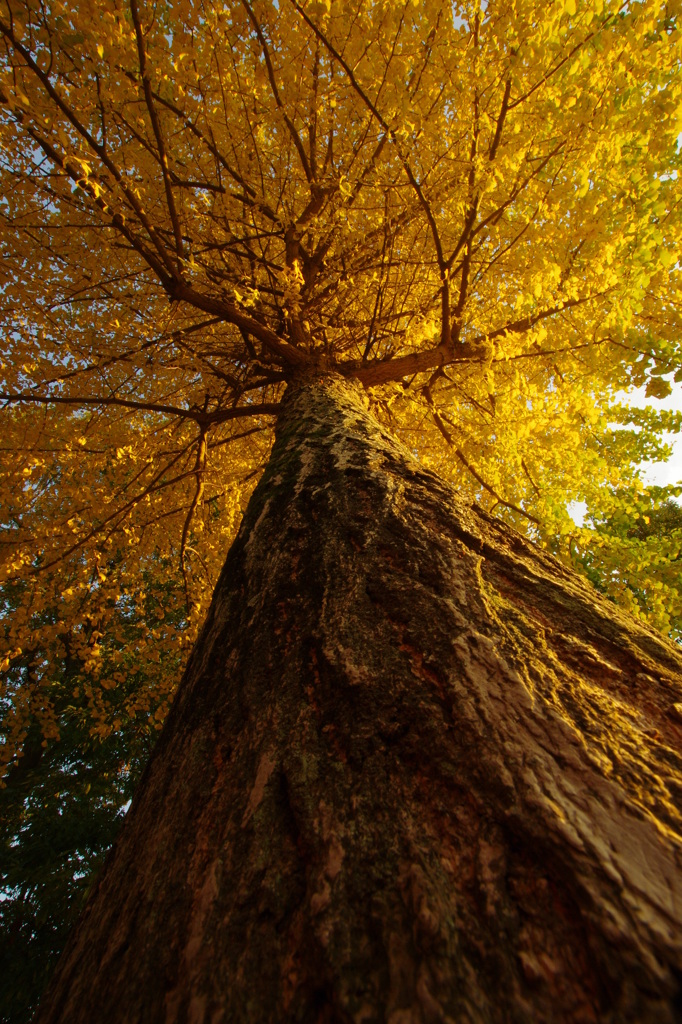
[0,562,180,1023]
[31,374,682,1022]
[568,480,682,642]
[1,0,682,1019]
[0,682,145,1024]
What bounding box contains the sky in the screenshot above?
[618,380,682,489]
[568,379,681,527]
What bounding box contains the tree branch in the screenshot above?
[455,447,540,526]
[130,0,184,262]
[241,0,313,183]
[0,392,281,425]
[170,282,308,368]
[0,16,178,279]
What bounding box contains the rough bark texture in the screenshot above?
[37,375,682,1024]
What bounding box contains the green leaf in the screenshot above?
[645,377,673,400]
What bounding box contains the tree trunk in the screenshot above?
[36,374,682,1024]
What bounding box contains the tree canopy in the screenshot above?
[1,0,681,770]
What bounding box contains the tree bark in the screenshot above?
[36,374,682,1024]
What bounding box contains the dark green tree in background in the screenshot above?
[0,571,184,1023]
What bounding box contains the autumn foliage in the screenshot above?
[0,0,681,772]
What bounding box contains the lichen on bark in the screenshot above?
[37,374,682,1024]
